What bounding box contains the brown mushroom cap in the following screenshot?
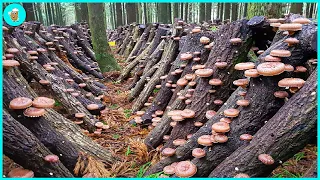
[155,110,164,116]
[238,91,247,97]
[23,107,46,117]
[240,134,253,141]
[79,83,87,88]
[258,154,274,165]
[162,147,176,157]
[136,111,145,116]
[171,115,185,121]
[134,117,143,124]
[44,154,59,163]
[230,38,242,44]
[6,48,19,54]
[95,122,104,128]
[284,38,299,45]
[32,97,55,108]
[278,78,305,88]
[194,121,203,127]
[257,62,285,76]
[279,23,302,31]
[180,53,193,60]
[152,117,161,123]
[7,168,34,178]
[224,108,240,117]
[213,134,228,143]
[295,66,307,73]
[268,18,279,23]
[264,55,281,62]
[257,50,265,55]
[75,112,86,118]
[177,78,188,86]
[192,148,206,158]
[274,91,289,98]
[192,64,206,70]
[195,69,214,77]
[284,64,295,72]
[270,50,291,57]
[170,121,177,127]
[234,173,250,178]
[220,117,232,124]
[9,97,33,109]
[209,78,223,86]
[185,99,192,104]
[87,104,99,110]
[173,139,187,146]
[244,69,259,78]
[211,122,230,133]
[197,135,213,146]
[185,74,195,80]
[181,109,196,118]
[234,62,255,70]
[3,60,20,69]
[175,161,197,178]
[236,99,250,107]
[205,110,216,119]
[215,62,228,69]
[168,110,183,117]
[292,18,311,24]
[233,79,249,88]
[163,165,176,175]
[200,36,210,44]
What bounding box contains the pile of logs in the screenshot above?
[3,21,117,177]
[112,14,317,177]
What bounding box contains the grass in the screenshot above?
[210,26,219,32]
[112,134,120,140]
[125,146,133,156]
[136,162,152,178]
[110,104,119,109]
[54,100,62,107]
[272,169,303,178]
[153,89,160,94]
[124,109,132,119]
[293,152,306,162]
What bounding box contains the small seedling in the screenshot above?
[112,134,120,139]
[125,146,132,156]
[124,109,132,119]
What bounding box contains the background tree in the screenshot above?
[23,3,35,21]
[205,3,212,21]
[87,3,120,72]
[224,3,231,20]
[115,3,123,27]
[199,3,206,22]
[126,3,137,24]
[290,3,303,14]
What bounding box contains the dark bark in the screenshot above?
[219,3,224,20]
[23,3,36,21]
[3,110,74,177]
[205,3,212,21]
[47,3,53,25]
[290,3,303,15]
[173,3,179,19]
[224,3,231,20]
[209,70,317,177]
[243,3,248,18]
[199,4,206,22]
[126,3,137,24]
[116,3,123,27]
[231,3,238,21]
[184,3,188,22]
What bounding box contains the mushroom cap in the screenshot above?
[279,23,302,31]
[175,69,183,74]
[205,110,216,119]
[163,165,176,175]
[233,79,249,87]
[200,36,210,44]
[168,110,183,117]
[238,91,247,97]
[75,112,86,118]
[171,115,185,121]
[87,104,99,110]
[215,62,228,69]
[236,99,250,107]
[220,117,232,124]
[195,68,214,77]
[3,60,20,68]
[173,139,186,146]
[39,79,50,85]
[209,78,223,86]
[44,154,59,162]
[284,64,295,72]
[95,122,104,128]
[79,83,87,88]
[244,69,259,78]
[194,121,203,127]
[257,62,285,76]
[197,135,213,146]
[211,122,230,133]
[160,75,168,80]
[185,74,195,80]
[234,173,250,178]
[264,55,281,62]
[230,38,242,44]
[136,111,145,116]
[284,37,299,45]
[175,161,197,178]
[180,53,193,60]
[188,81,197,86]
[134,117,143,124]
[192,148,206,158]
[192,64,206,70]
[192,28,201,33]
[152,117,161,123]
[27,50,38,55]
[274,91,289,98]
[292,18,311,24]
[33,97,55,108]
[224,108,240,117]
[162,147,176,157]
[257,50,265,55]
[268,18,279,23]
[270,23,282,27]
[177,78,188,86]
[9,97,33,109]
[7,168,34,178]
[238,134,253,142]
[213,134,228,143]
[295,66,307,73]
[155,110,164,116]
[270,50,291,57]
[278,78,305,88]
[258,154,274,165]
[234,62,255,70]
[193,57,201,61]
[6,48,19,54]
[185,99,192,104]
[170,121,177,127]
[181,109,195,118]
[23,107,46,117]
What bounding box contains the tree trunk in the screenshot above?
[80,3,89,23]
[205,3,212,21]
[243,3,248,18]
[115,3,123,27]
[3,110,74,177]
[308,3,315,18]
[126,3,137,24]
[75,3,81,22]
[199,3,206,22]
[173,3,179,19]
[210,70,317,177]
[184,3,188,22]
[247,3,265,19]
[47,3,53,24]
[224,3,231,20]
[290,3,303,14]
[23,3,35,21]
[231,3,238,21]
[219,3,224,20]
[88,3,120,72]
[266,3,283,18]
[36,3,44,23]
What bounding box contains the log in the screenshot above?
[3,110,74,177]
[209,70,317,177]
[126,24,152,60]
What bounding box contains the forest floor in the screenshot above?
[2,48,317,178]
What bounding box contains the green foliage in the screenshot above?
[210,26,218,32]
[124,109,132,119]
[125,146,133,156]
[112,134,120,139]
[144,172,164,178]
[153,89,160,94]
[136,162,152,178]
[293,152,306,162]
[116,90,122,95]
[54,100,62,107]
[112,80,121,84]
[110,104,119,109]
[272,169,302,178]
